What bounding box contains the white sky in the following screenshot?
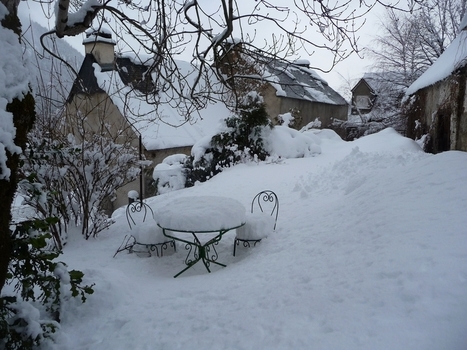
[18,0,386,96]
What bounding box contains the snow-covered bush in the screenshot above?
[184,92,273,186]
[275,108,303,128]
[17,133,142,242]
[153,154,188,195]
[264,125,321,158]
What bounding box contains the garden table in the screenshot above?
[154,196,246,277]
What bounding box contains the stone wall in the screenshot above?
[111,145,193,211]
[262,84,348,129]
[405,66,467,154]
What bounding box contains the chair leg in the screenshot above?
[233,238,238,256]
[113,235,136,258]
[233,238,262,257]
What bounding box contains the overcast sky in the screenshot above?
[18,0,386,97]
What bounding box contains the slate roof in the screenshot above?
[218,44,347,106]
[353,72,409,96]
[68,54,156,102]
[261,58,347,106]
[351,78,375,95]
[68,54,105,102]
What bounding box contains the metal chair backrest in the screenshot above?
[251,190,279,230]
[126,200,155,230]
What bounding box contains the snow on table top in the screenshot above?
[154,196,246,232]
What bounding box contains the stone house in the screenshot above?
[64,28,230,211]
[350,74,378,115]
[404,25,467,153]
[217,44,348,129]
[65,29,348,211]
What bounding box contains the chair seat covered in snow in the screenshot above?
[233,190,279,256]
[113,200,176,258]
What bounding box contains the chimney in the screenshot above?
[83,27,116,71]
[293,59,310,68]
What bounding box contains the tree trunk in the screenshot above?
[0,6,36,293]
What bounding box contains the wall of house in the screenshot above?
[405,67,467,153]
[351,82,374,114]
[65,93,138,147]
[112,145,193,210]
[262,84,348,129]
[281,98,348,129]
[352,82,371,97]
[66,92,199,213]
[458,78,467,151]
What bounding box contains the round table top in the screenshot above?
[154,196,246,232]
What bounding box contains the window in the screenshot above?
[355,95,371,109]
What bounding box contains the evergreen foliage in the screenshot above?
[0,220,94,349]
[184,92,273,186]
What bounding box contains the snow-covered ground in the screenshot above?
[51,128,466,349]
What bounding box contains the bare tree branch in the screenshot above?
[36,0,427,121]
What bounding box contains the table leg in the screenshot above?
[161,228,230,278]
[174,233,227,277]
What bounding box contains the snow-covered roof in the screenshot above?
[261,57,347,105]
[353,72,405,95]
[69,54,230,151]
[406,30,467,95]
[359,73,382,93]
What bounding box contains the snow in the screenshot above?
[82,26,117,45]
[153,154,187,194]
[63,0,101,27]
[293,58,311,67]
[303,85,335,104]
[406,30,467,95]
[190,135,213,162]
[130,218,167,245]
[91,59,230,151]
[34,127,467,350]
[0,3,31,179]
[127,190,139,200]
[236,212,275,240]
[264,125,322,158]
[154,196,246,232]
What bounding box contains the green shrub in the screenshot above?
[184,92,273,185]
[0,219,94,349]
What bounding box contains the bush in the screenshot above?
[17,134,142,243]
[0,219,94,349]
[152,154,188,195]
[184,92,273,185]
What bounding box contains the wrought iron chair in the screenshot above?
[113,200,176,258]
[233,190,279,256]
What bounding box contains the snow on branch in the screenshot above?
[0,3,31,180]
